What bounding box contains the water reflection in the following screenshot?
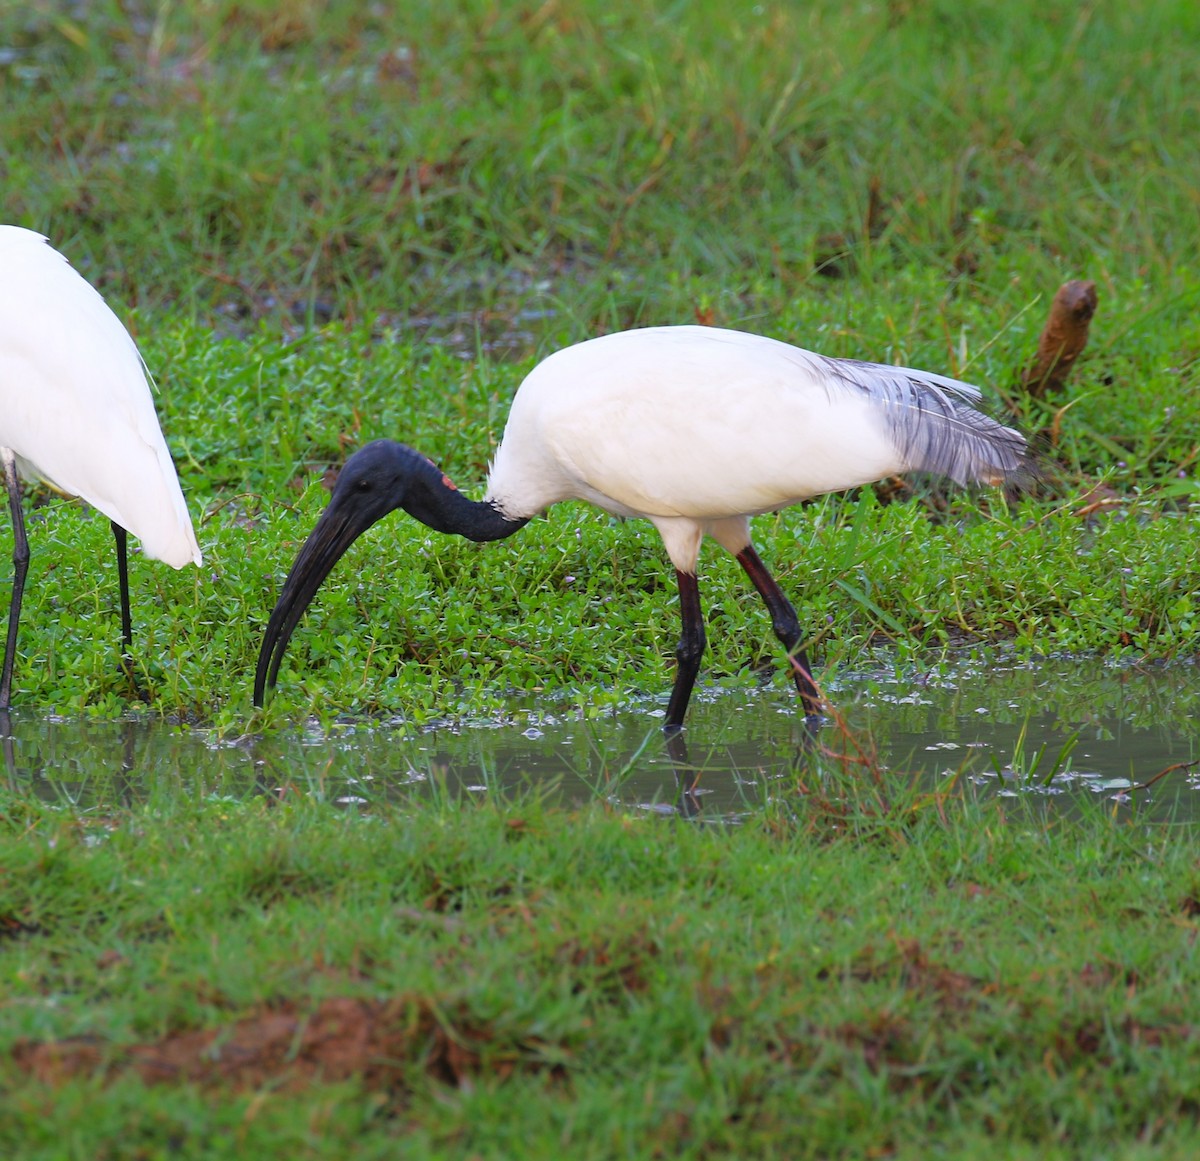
[1,656,1197,823]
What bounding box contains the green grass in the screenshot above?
[3,782,1200,1159]
[5,0,1199,324]
[3,318,1198,724]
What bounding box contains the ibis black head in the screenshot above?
[254,439,529,708]
[253,439,417,705]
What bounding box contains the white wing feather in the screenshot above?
[486,325,1026,523]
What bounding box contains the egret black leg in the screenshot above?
[110,521,139,694]
[736,545,822,718]
[1,450,29,711]
[111,521,133,653]
[664,568,705,733]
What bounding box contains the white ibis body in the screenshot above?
[254,325,1028,728]
[0,226,202,708]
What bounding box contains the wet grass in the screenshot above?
[0,316,1190,724]
[2,321,1200,727]
[2,783,1200,1158]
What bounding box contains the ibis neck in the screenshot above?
[401,451,529,543]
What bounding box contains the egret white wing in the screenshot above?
[0,228,201,567]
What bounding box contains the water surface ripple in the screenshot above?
[3,656,1197,823]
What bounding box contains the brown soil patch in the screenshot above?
[0,913,42,940]
[1063,1015,1195,1064]
[12,995,557,1094]
[825,938,1000,1011]
[558,932,658,998]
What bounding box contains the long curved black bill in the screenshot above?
[253,496,379,706]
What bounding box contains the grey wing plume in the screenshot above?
[819,356,1030,486]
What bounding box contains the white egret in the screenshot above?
[254,325,1027,729]
[0,226,202,708]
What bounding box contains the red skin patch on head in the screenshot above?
[422,454,459,491]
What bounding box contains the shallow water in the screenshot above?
[3,655,1198,823]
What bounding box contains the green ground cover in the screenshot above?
[4,784,1200,1159]
[2,1,1200,1154]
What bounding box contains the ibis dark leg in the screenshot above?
[665,729,702,817]
[736,545,821,717]
[664,568,705,733]
[1,450,28,711]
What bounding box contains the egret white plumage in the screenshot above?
[0,226,202,708]
[254,325,1028,728]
